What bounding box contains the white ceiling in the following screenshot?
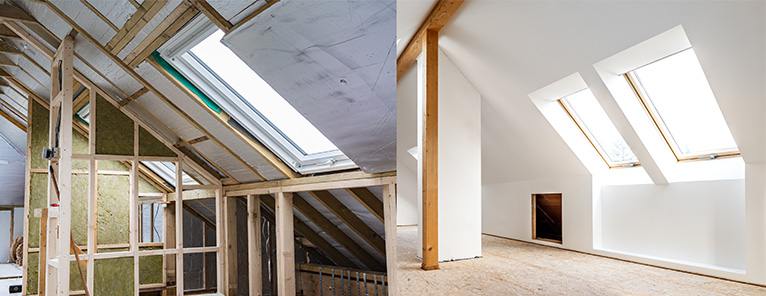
[396,0,436,55]
[398,1,765,185]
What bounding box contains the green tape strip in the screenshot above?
[151,51,222,113]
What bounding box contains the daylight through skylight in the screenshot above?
[561,89,639,166]
[190,30,338,155]
[629,48,738,158]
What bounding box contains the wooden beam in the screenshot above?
[247,195,262,296]
[225,171,396,196]
[292,195,385,271]
[0,54,16,67]
[38,208,47,296]
[382,183,397,294]
[118,87,148,107]
[190,0,232,31]
[421,29,439,271]
[346,187,385,223]
[0,4,37,24]
[310,190,386,256]
[77,0,120,32]
[0,67,11,77]
[106,0,167,55]
[261,195,358,269]
[224,192,237,294]
[124,1,198,68]
[0,24,21,40]
[174,135,209,148]
[396,0,464,81]
[0,40,22,55]
[275,192,295,296]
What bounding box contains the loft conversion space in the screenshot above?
[0,1,395,295]
[396,0,764,295]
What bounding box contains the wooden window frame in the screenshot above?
[558,97,641,169]
[623,52,741,162]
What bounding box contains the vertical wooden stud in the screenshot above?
[275,192,294,296]
[247,195,262,296]
[383,183,398,295]
[215,186,224,294]
[225,192,238,294]
[86,87,96,293]
[175,160,184,295]
[131,122,139,296]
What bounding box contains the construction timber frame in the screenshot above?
[20,23,226,296]
[1,1,399,295]
[224,172,399,295]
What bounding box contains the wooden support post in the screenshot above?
[275,192,295,296]
[48,33,74,296]
[39,208,48,296]
[247,195,262,296]
[164,198,176,296]
[216,186,224,294]
[131,122,139,296]
[175,160,184,296]
[86,88,96,293]
[420,29,439,271]
[224,193,238,294]
[383,183,398,295]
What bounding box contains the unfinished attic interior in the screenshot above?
[395,0,766,295]
[0,0,396,295]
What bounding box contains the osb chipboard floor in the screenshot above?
[396,226,766,295]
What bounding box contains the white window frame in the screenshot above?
[158,16,356,174]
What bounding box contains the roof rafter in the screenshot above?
[396,0,464,80]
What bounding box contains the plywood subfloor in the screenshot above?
[396,226,766,295]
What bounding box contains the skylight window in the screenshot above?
[189,30,337,155]
[625,48,739,160]
[158,17,356,174]
[559,89,639,168]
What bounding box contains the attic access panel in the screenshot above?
[532,193,562,244]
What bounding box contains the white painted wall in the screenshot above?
[482,176,593,252]
[600,180,746,271]
[433,49,482,262]
[397,48,482,262]
[396,64,419,226]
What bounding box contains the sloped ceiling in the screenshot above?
[222,0,397,173]
[0,0,393,271]
[399,1,765,185]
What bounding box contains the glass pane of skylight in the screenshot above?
[190,30,338,155]
[632,49,737,155]
[563,89,638,164]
